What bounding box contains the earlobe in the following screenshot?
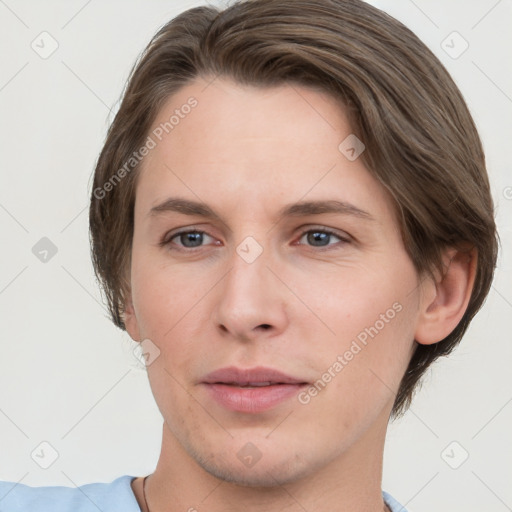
[415,247,477,345]
[123,293,141,342]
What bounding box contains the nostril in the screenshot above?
[259,324,272,330]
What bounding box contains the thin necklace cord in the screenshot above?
[141,473,392,512]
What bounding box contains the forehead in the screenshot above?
[150,76,348,162]
[134,76,395,225]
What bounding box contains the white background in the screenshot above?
[0,1,511,511]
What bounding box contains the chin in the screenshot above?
[190,441,318,488]
[202,459,311,488]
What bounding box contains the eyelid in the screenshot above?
[160,227,217,248]
[296,225,352,241]
[294,226,352,249]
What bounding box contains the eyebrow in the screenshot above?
[148,197,374,222]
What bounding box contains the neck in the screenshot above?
[142,414,390,512]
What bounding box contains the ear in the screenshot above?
[415,247,477,345]
[124,291,141,342]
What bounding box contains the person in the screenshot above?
[0,0,498,510]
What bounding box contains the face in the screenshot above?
[125,76,423,486]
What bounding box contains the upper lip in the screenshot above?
[202,366,308,385]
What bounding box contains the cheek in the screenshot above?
[291,258,413,341]
[130,249,206,338]
[291,257,418,396]
[295,300,416,437]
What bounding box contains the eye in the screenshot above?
[160,227,351,253]
[297,228,350,249]
[162,230,216,250]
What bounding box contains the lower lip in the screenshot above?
[203,383,307,413]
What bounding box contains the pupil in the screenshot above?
[182,232,202,247]
[308,232,329,246]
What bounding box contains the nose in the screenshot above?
[211,239,289,342]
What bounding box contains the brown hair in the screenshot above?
[89,0,498,417]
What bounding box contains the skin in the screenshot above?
[124,76,476,512]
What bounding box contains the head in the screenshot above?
[89,0,497,485]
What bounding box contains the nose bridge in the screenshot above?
[225,234,272,308]
[212,234,287,338]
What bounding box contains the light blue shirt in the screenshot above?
[0,475,408,511]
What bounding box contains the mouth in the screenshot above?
[201,366,309,413]
[214,382,303,388]
[202,365,308,386]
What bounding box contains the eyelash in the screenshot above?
[159,227,351,252]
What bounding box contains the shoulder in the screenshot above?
[383,490,408,512]
[0,475,141,512]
